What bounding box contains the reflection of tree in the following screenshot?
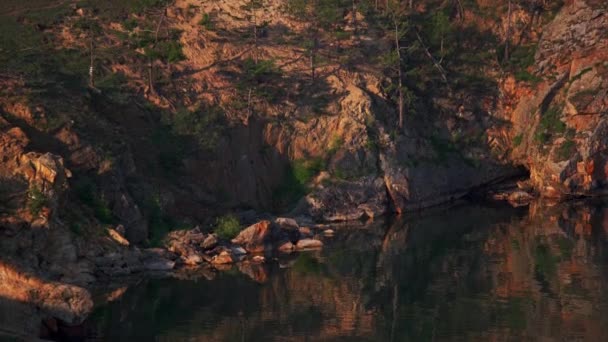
[88,201,608,341]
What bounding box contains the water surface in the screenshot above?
[86,201,608,341]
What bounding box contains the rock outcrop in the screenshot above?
[508,0,608,198]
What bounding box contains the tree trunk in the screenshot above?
[89,39,95,88]
[148,7,167,96]
[310,32,317,84]
[504,0,512,62]
[352,0,358,37]
[395,21,404,130]
[252,0,258,64]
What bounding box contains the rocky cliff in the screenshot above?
[0,0,607,333]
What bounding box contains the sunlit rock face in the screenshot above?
[0,262,93,337]
[508,0,608,198]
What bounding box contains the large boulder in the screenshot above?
[231,220,276,253]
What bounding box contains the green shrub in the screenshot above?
[514,70,542,84]
[534,106,566,146]
[123,18,139,31]
[28,186,47,216]
[272,158,325,210]
[327,135,344,156]
[74,178,114,223]
[554,139,576,162]
[236,58,284,102]
[172,105,226,151]
[198,13,214,30]
[293,158,325,185]
[215,214,241,240]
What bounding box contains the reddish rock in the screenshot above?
[231,220,273,253]
[211,251,233,265]
[278,241,295,253]
[296,239,324,250]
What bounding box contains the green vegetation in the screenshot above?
[273,157,325,210]
[75,178,114,223]
[556,237,575,259]
[172,105,227,152]
[146,196,179,247]
[236,58,285,103]
[554,139,576,162]
[534,243,557,279]
[27,186,48,216]
[512,133,523,147]
[198,13,214,30]
[293,158,325,186]
[327,135,344,156]
[293,253,323,275]
[215,214,241,240]
[534,106,566,145]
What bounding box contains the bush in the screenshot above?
[28,186,48,216]
[554,139,576,162]
[172,105,226,151]
[215,214,241,240]
[74,178,114,223]
[534,106,566,145]
[198,13,214,30]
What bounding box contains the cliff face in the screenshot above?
[0,0,607,313]
[508,0,608,198]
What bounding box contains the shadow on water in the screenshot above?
[77,200,608,341]
[7,200,608,341]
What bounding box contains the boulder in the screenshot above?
[211,251,233,265]
[107,228,129,246]
[278,241,295,253]
[201,234,218,250]
[231,220,274,253]
[275,217,299,230]
[296,239,324,250]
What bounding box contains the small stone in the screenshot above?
[278,241,295,253]
[323,229,335,236]
[298,227,312,237]
[183,253,203,265]
[296,239,323,250]
[144,259,175,271]
[275,217,299,230]
[201,234,218,250]
[231,246,247,255]
[107,228,130,246]
[212,251,233,265]
[252,255,265,263]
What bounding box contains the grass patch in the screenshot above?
[215,214,241,240]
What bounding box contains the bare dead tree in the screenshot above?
[504,0,512,61]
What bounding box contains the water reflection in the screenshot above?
[85,200,608,341]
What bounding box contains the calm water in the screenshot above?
[84,200,608,341]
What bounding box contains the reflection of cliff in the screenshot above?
[86,201,608,340]
[373,201,608,341]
